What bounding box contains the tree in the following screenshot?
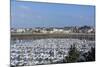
[83,47,95,61]
[65,44,80,63]
[10,65,15,67]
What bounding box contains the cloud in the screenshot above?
[36,15,42,19]
[19,5,29,9]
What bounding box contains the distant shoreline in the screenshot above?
[11,33,95,40]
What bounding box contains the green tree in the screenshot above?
[65,44,80,63]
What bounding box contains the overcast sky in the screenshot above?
[11,0,95,28]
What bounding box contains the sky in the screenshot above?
[11,0,95,28]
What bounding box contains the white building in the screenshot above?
[16,29,26,33]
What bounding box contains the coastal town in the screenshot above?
[11,26,95,34]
